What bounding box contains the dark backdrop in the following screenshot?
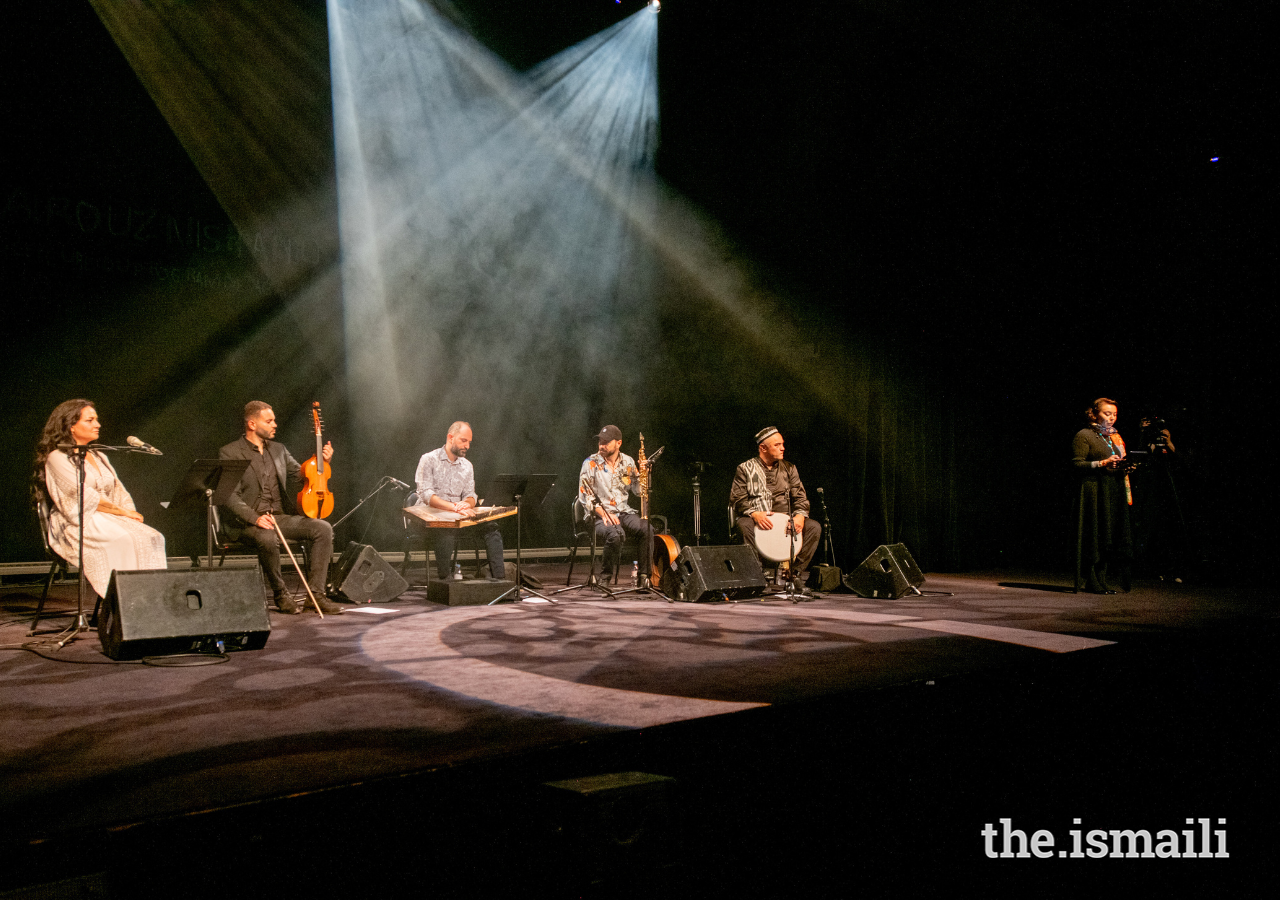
[2,1,1272,577]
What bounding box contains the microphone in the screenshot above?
[127,436,163,456]
[386,477,412,491]
[648,446,665,463]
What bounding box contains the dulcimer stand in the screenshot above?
[487,473,557,605]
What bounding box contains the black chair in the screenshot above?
[566,499,667,585]
[210,507,312,611]
[210,506,309,569]
[28,496,99,635]
[565,500,599,585]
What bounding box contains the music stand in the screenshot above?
[166,459,250,568]
[487,473,557,604]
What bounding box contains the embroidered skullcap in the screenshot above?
[754,426,779,445]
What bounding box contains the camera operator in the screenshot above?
[1133,413,1188,582]
[1141,416,1176,456]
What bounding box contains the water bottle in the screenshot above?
[453,562,463,581]
[631,560,639,586]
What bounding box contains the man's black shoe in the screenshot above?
[314,596,345,615]
[274,594,301,615]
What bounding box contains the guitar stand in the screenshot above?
[596,526,669,601]
[605,571,658,600]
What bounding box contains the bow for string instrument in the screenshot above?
[636,434,680,585]
[297,401,334,519]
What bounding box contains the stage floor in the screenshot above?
[2,563,1275,897]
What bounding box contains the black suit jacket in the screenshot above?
[218,436,302,540]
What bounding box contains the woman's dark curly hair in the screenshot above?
[32,399,95,510]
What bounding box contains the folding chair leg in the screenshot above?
[567,538,580,584]
[28,561,58,635]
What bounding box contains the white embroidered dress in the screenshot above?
[45,449,167,596]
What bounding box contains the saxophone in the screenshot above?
[636,433,650,521]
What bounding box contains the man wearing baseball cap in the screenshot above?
[577,425,654,586]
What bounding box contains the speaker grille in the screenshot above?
[100,568,270,660]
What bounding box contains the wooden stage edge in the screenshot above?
[0,547,577,579]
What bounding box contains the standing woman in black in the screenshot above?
[1072,397,1132,594]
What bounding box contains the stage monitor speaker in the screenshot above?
[100,568,270,660]
[668,545,766,603]
[807,564,844,593]
[843,543,925,599]
[328,542,409,604]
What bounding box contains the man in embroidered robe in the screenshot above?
[729,426,822,587]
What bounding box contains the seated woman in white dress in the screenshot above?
[33,399,167,598]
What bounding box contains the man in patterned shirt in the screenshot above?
[414,421,506,581]
[577,425,653,586]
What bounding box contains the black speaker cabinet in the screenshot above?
[328,542,409,604]
[541,772,679,887]
[668,545,766,603]
[843,543,925,599]
[807,564,844,593]
[99,568,271,660]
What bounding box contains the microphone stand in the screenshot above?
[55,442,152,648]
[330,476,409,531]
[817,487,836,568]
[549,484,614,598]
[691,461,711,546]
[773,467,809,603]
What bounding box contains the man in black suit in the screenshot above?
[219,401,342,615]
